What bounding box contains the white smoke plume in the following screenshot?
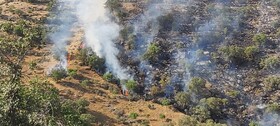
[76,0,128,79]
[48,0,77,69]
[49,0,128,79]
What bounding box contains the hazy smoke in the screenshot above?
[49,0,128,79]
[48,0,77,69]
[76,0,128,79]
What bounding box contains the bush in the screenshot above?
[1,22,14,33]
[175,92,191,110]
[13,25,24,36]
[143,43,160,62]
[159,114,165,119]
[199,97,228,115]
[78,48,106,74]
[188,77,208,97]
[49,68,67,81]
[265,103,280,113]
[68,69,78,78]
[178,116,199,126]
[160,98,171,106]
[129,112,138,119]
[260,56,280,69]
[219,45,245,63]
[244,46,259,60]
[103,72,119,84]
[263,76,280,91]
[249,121,260,126]
[253,33,267,46]
[191,105,211,122]
[29,60,37,70]
[125,80,137,92]
[81,80,91,87]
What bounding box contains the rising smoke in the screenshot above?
[49,0,128,79]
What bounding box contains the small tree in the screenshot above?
[49,68,67,81]
[260,56,280,69]
[263,76,280,92]
[175,92,191,110]
[143,43,160,62]
[253,33,267,46]
[125,80,137,92]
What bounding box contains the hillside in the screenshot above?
[0,0,279,126]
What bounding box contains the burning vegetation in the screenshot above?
[0,0,280,125]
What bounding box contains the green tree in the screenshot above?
[263,76,280,92]
[125,80,137,92]
[143,43,160,62]
[253,33,267,46]
[175,92,191,110]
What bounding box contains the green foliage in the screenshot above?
[143,43,160,61]
[175,92,191,109]
[263,76,280,91]
[244,46,259,60]
[191,105,211,122]
[68,69,78,78]
[265,103,280,113]
[253,33,267,46]
[260,56,280,69]
[178,116,199,126]
[199,97,228,116]
[219,45,259,63]
[81,80,91,87]
[129,112,138,119]
[160,98,171,106]
[78,48,106,74]
[188,77,209,98]
[103,72,119,84]
[0,22,14,33]
[226,90,239,98]
[125,80,137,92]
[219,45,245,62]
[109,86,120,94]
[49,68,67,81]
[29,60,37,70]
[159,113,166,119]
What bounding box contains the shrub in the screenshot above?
[175,92,191,109]
[199,97,228,114]
[143,43,160,62]
[81,80,91,87]
[68,69,78,78]
[109,86,120,94]
[219,45,245,63]
[129,112,138,119]
[160,98,171,106]
[244,46,259,60]
[159,114,165,119]
[265,103,280,113]
[1,22,14,33]
[13,25,24,36]
[103,72,119,84]
[263,76,280,91]
[260,56,280,69]
[191,105,211,122]
[29,60,37,70]
[253,33,267,46]
[78,49,106,74]
[178,116,199,126]
[188,77,207,95]
[49,68,67,81]
[125,80,137,92]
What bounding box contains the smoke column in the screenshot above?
[48,0,77,69]
[49,0,128,79]
[75,0,128,79]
